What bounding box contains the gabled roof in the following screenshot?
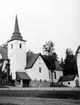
[16,72,31,80]
[42,55,54,70]
[42,55,63,71]
[25,52,40,69]
[25,53,63,71]
[59,75,78,82]
[0,46,8,59]
[54,61,63,71]
[8,16,26,42]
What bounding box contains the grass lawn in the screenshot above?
[0,85,8,88]
[0,97,80,105]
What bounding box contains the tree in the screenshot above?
[63,48,78,75]
[43,41,58,60]
[0,59,11,85]
[43,41,58,83]
[66,48,73,58]
[43,41,54,56]
[60,57,64,69]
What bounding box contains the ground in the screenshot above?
[0,87,80,105]
[0,97,80,105]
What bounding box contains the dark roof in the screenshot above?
[16,72,31,80]
[25,52,40,69]
[0,46,8,59]
[42,55,63,71]
[59,75,77,82]
[7,38,26,43]
[25,53,63,71]
[54,61,63,71]
[8,16,26,42]
[42,55,54,70]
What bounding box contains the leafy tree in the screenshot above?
[43,41,58,60]
[0,59,4,82]
[43,41,54,56]
[0,59,11,84]
[5,60,10,83]
[43,41,58,83]
[60,57,64,69]
[63,48,78,75]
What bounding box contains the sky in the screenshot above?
[0,0,80,60]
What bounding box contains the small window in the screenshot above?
[68,82,70,85]
[20,44,22,48]
[40,79,42,82]
[61,82,63,85]
[39,67,41,73]
[49,70,51,79]
[11,44,13,49]
[54,72,56,79]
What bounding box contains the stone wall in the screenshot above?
[30,80,50,87]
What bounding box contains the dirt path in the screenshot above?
[0,87,80,91]
[0,97,80,105]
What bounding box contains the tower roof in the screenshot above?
[14,15,20,33]
[11,15,23,40]
[8,15,26,42]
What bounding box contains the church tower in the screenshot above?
[76,46,80,86]
[7,16,26,79]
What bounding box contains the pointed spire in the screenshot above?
[14,15,20,33]
[8,15,26,42]
[11,15,23,40]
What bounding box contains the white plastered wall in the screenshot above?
[53,70,63,83]
[26,56,49,81]
[8,40,26,79]
[77,49,80,86]
[61,77,79,87]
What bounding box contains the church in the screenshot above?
[0,16,64,87]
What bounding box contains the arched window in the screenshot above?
[54,72,56,79]
[68,82,70,85]
[11,44,13,49]
[39,67,41,73]
[20,43,22,48]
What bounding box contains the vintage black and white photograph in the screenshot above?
[0,0,80,105]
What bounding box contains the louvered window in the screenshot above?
[20,43,22,48]
[11,44,13,49]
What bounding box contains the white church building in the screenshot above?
[76,46,80,87]
[0,16,65,87]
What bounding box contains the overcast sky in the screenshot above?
[0,0,80,60]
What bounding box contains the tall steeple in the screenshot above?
[8,16,27,80]
[14,15,20,33]
[11,15,23,40]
